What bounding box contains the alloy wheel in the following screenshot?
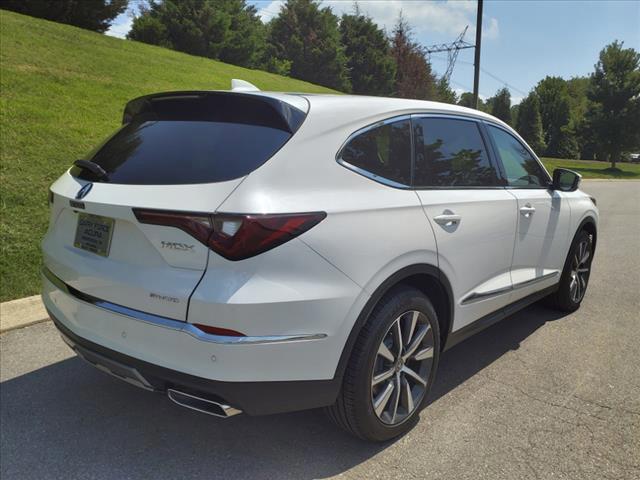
[370,310,435,425]
[569,236,592,303]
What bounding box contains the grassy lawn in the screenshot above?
[541,157,640,179]
[0,10,336,302]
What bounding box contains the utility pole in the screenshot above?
[472,0,483,109]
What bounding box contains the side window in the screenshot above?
[339,119,411,185]
[487,125,548,187]
[413,117,498,187]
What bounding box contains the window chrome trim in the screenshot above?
[461,271,559,305]
[42,267,327,345]
[335,112,511,191]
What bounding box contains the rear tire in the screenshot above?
[546,229,594,312]
[326,286,440,441]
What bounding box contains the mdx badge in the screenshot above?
[161,241,195,252]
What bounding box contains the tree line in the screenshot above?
[125,0,455,102]
[4,0,640,165]
[459,44,640,167]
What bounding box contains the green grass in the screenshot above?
[541,157,640,179]
[0,10,336,302]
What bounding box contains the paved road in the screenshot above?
[1,181,639,480]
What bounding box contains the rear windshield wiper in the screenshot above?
[74,160,109,181]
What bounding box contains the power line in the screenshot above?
[424,26,474,83]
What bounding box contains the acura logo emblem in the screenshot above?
[76,183,93,200]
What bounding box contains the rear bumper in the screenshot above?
[49,311,341,416]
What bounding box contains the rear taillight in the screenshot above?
[133,209,326,261]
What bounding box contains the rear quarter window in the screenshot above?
[338,119,412,186]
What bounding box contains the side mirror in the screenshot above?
[552,168,581,192]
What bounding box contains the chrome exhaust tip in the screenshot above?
[167,389,242,418]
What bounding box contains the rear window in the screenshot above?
[71,93,305,185]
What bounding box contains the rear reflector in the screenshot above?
[192,324,245,337]
[133,209,326,261]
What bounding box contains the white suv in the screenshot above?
[42,84,598,441]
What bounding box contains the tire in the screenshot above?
[326,285,440,441]
[546,229,594,312]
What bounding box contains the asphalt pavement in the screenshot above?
[1,180,639,480]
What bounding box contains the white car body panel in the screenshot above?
[41,91,598,407]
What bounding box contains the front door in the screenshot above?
[485,123,570,303]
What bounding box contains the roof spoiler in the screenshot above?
[231,79,260,92]
[122,91,306,133]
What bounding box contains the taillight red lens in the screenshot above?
[133,209,326,261]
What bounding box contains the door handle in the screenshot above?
[433,214,461,227]
[520,204,536,217]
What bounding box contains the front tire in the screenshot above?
[326,286,440,441]
[547,229,594,312]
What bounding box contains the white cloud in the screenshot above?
[105,12,133,38]
[258,1,498,41]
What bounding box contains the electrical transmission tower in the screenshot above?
[424,26,474,83]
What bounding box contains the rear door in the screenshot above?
[43,92,306,321]
[485,123,570,301]
[412,115,518,330]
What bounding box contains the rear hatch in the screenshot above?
[43,91,307,321]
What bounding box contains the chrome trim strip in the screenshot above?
[336,160,411,189]
[512,271,560,290]
[461,271,559,305]
[42,267,327,345]
[461,285,512,305]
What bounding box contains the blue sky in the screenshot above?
[107,1,640,104]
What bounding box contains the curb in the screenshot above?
[0,295,49,333]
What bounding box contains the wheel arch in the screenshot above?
[333,263,454,382]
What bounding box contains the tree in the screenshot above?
[489,87,512,125]
[457,91,487,111]
[128,0,265,68]
[339,10,395,96]
[2,0,128,33]
[516,93,546,154]
[435,77,458,104]
[534,76,572,157]
[265,0,350,91]
[390,14,437,100]
[585,41,640,168]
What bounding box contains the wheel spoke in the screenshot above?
[377,341,395,363]
[580,247,590,265]
[389,374,401,423]
[413,345,434,361]
[569,277,577,298]
[392,320,403,357]
[401,377,414,414]
[577,267,589,273]
[404,311,419,347]
[372,368,395,386]
[403,324,430,361]
[402,365,427,386]
[373,381,395,417]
